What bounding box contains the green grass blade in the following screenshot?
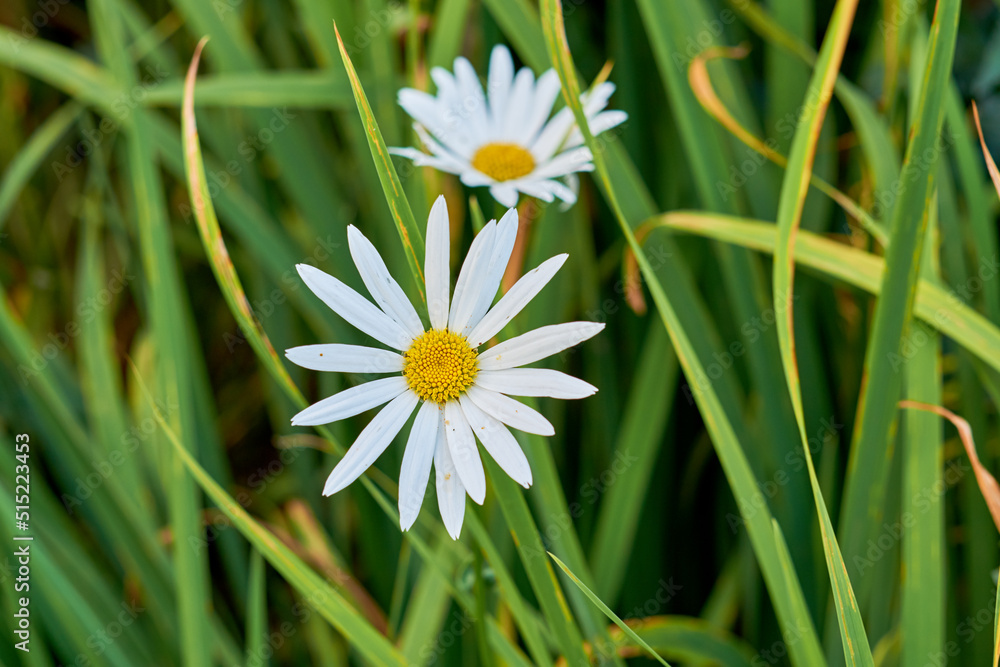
[246,550,268,666]
[548,553,671,666]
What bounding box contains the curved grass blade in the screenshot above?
[182,38,311,410]
[609,615,756,666]
[769,1,872,662]
[548,553,671,667]
[539,2,825,664]
[687,46,886,245]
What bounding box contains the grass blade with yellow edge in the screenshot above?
[539,2,825,664]
[770,0,872,662]
[334,23,425,302]
[836,0,960,595]
[182,38,311,413]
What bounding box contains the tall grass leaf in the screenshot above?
[539,2,825,664]
[838,0,961,582]
[770,1,872,662]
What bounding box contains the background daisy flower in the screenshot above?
[286,196,603,538]
[390,45,627,208]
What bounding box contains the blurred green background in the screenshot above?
[1,0,1000,665]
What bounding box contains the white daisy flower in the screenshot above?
[286,196,603,539]
[390,45,627,208]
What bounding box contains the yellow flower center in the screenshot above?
[403,329,479,403]
[470,142,535,181]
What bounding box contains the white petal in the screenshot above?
[530,107,576,162]
[398,89,449,140]
[509,179,555,202]
[424,195,451,329]
[468,254,567,346]
[522,70,563,144]
[563,111,629,150]
[466,385,554,436]
[399,401,442,531]
[503,68,536,141]
[443,401,486,504]
[448,220,496,334]
[459,395,532,487]
[285,344,403,374]
[531,147,594,180]
[292,377,408,426]
[460,170,496,188]
[453,57,489,138]
[474,368,597,399]
[487,45,514,134]
[489,183,520,207]
[434,423,466,539]
[347,226,424,337]
[322,390,419,495]
[297,264,413,350]
[467,207,520,333]
[478,322,605,370]
[412,123,470,170]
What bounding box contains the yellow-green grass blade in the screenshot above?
[539,2,825,665]
[900,321,944,667]
[686,46,887,246]
[837,0,960,586]
[730,0,901,198]
[0,101,81,230]
[334,24,425,302]
[427,0,473,70]
[771,0,872,662]
[644,212,1000,377]
[549,553,672,666]
[133,367,408,666]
